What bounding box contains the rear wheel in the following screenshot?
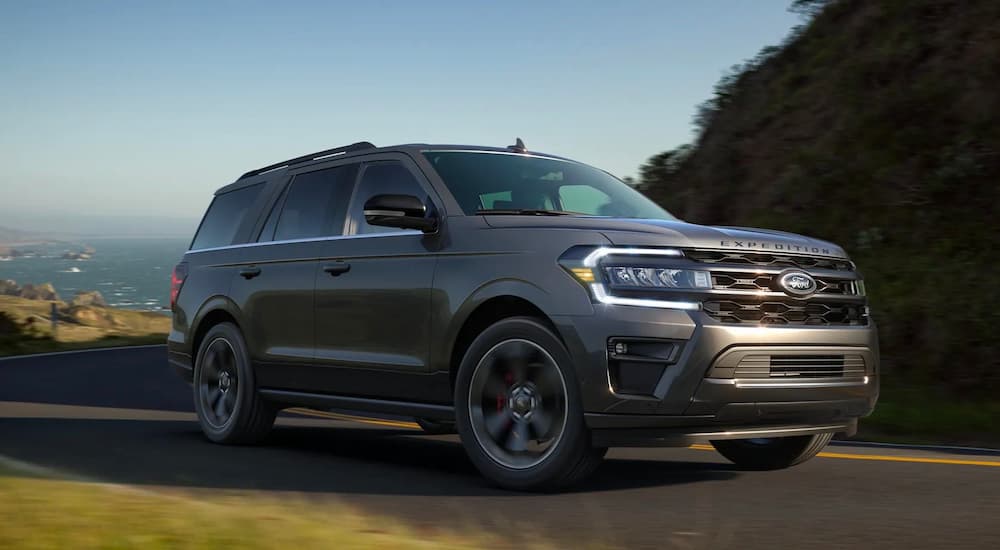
[193,322,276,444]
[455,317,605,491]
[711,433,833,470]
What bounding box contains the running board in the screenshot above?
[259,389,455,421]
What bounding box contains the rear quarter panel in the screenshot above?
[168,247,247,358]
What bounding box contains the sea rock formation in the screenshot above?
[70,290,108,308]
[65,306,126,329]
[18,283,61,302]
[0,279,20,296]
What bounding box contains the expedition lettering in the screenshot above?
[720,240,832,255]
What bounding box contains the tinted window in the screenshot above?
[272,165,357,241]
[256,185,288,242]
[347,162,427,235]
[558,184,611,213]
[423,151,675,219]
[190,183,263,250]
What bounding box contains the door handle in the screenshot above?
[239,266,261,279]
[323,262,351,276]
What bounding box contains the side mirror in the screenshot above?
[363,194,438,233]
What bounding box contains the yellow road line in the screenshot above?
[282,412,1000,467]
[285,408,420,430]
[815,451,1000,467]
[687,443,1000,467]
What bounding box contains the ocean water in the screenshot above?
[0,237,189,311]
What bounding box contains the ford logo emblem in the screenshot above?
[778,271,817,296]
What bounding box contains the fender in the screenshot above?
[187,294,246,352]
[436,276,594,373]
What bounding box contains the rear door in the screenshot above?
[228,163,357,389]
[311,156,440,400]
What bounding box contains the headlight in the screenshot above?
[605,267,712,289]
[559,246,705,311]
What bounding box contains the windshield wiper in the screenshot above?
[477,208,579,216]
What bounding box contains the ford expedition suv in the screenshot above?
[168,140,878,490]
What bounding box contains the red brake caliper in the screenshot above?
[498,371,514,412]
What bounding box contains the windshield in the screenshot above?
[422,151,677,220]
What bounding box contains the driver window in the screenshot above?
[348,161,426,235]
[558,185,611,215]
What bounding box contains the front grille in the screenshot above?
[686,249,853,271]
[677,248,869,326]
[711,271,859,296]
[703,299,868,326]
[734,354,867,379]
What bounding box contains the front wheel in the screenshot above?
[711,433,833,470]
[455,317,605,491]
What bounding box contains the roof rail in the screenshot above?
[237,141,377,180]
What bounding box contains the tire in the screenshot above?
[454,317,606,491]
[711,433,834,470]
[193,322,276,445]
[415,418,457,435]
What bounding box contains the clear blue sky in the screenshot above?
[0,0,800,234]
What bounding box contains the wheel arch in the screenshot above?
[189,296,245,360]
[446,282,564,391]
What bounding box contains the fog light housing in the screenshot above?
[607,338,682,396]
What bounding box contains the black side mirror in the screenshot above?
[363,194,438,233]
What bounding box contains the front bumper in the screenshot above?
[553,304,879,443]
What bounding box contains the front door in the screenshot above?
[312,157,439,400]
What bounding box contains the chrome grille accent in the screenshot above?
[686,249,868,326]
[711,271,860,296]
[703,299,867,326]
[734,354,867,379]
[685,249,853,271]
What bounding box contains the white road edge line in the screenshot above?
[0,452,112,487]
[0,452,225,502]
[0,343,166,361]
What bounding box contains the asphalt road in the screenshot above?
[1,346,998,549]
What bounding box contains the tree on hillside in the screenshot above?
[637,0,1000,394]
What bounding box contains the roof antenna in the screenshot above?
[508,137,527,153]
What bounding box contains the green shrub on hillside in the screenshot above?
[640,0,1000,396]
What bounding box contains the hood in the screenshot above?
[481,216,847,258]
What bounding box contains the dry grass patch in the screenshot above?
[0,468,552,550]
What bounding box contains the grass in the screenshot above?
[0,294,169,357]
[0,465,548,550]
[0,333,166,358]
[859,386,1000,447]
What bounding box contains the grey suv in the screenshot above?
[168,140,878,490]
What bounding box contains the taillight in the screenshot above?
[170,263,188,311]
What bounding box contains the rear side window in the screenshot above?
[269,164,357,241]
[190,183,263,250]
[347,162,426,235]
